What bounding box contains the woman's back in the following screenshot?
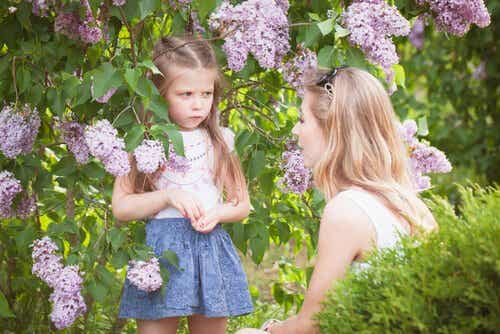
[336,188,410,250]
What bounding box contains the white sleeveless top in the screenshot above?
[153,127,235,219]
[335,188,409,271]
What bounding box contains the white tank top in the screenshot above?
[153,127,235,219]
[335,188,409,271]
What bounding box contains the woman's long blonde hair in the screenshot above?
[305,67,436,234]
[128,35,246,201]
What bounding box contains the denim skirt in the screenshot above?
[118,217,253,319]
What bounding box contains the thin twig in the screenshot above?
[12,56,19,107]
[289,22,313,28]
[118,7,137,67]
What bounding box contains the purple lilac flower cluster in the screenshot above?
[127,257,163,292]
[282,46,317,97]
[54,0,103,44]
[26,0,55,16]
[409,15,426,49]
[84,119,131,176]
[0,171,36,219]
[61,121,90,164]
[278,141,312,195]
[112,0,126,6]
[398,119,452,192]
[165,145,191,174]
[343,0,410,82]
[31,237,87,329]
[416,0,490,36]
[134,140,167,174]
[0,104,41,159]
[0,171,23,218]
[209,0,290,71]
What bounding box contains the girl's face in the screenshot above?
[292,91,327,168]
[164,66,217,131]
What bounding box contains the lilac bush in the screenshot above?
[278,141,312,195]
[209,0,290,71]
[0,104,41,159]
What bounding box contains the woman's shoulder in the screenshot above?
[322,190,371,231]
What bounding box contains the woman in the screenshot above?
[238,67,436,334]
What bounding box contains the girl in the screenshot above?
[112,35,253,334]
[238,67,437,334]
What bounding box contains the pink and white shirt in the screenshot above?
[153,127,235,219]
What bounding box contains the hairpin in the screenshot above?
[316,65,347,101]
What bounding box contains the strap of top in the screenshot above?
[337,188,408,249]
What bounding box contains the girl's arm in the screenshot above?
[111,175,205,222]
[195,153,251,232]
[270,197,372,334]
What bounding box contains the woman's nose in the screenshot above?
[291,122,299,136]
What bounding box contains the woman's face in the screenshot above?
[163,65,216,131]
[291,91,327,168]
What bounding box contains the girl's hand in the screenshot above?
[165,189,205,223]
[193,206,221,234]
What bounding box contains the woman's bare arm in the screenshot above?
[270,197,373,334]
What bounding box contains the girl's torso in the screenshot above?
[153,127,234,219]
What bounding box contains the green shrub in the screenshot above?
[316,185,500,334]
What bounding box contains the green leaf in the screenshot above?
[139,60,163,77]
[74,77,92,106]
[172,12,186,35]
[303,24,322,48]
[125,124,145,151]
[317,18,334,36]
[92,63,122,100]
[113,109,136,127]
[231,223,247,253]
[82,162,105,179]
[111,250,129,269]
[124,68,141,93]
[308,13,321,22]
[393,64,406,88]
[334,24,350,39]
[162,250,180,270]
[138,0,160,20]
[108,227,127,251]
[248,150,265,180]
[96,265,117,288]
[197,0,217,21]
[15,224,36,253]
[53,156,77,176]
[249,233,269,264]
[0,290,14,318]
[88,280,107,303]
[62,76,81,101]
[418,116,429,136]
[317,45,335,68]
[148,93,170,121]
[164,125,184,156]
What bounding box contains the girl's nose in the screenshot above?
[192,96,203,109]
[291,122,299,136]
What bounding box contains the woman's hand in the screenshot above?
[268,316,301,334]
[165,188,205,223]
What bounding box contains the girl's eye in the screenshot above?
[181,92,192,96]
[202,92,213,97]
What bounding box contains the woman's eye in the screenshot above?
[182,92,192,96]
[203,92,213,97]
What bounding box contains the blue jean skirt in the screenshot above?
[118,217,253,319]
